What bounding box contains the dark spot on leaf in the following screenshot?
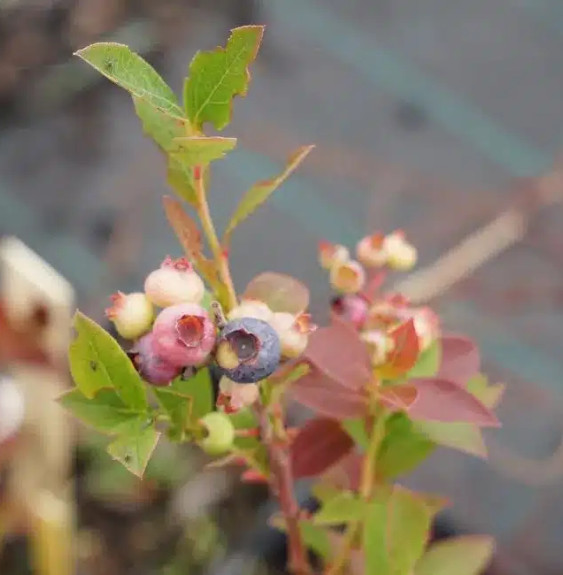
[89,360,98,371]
[103,59,114,72]
[124,453,132,463]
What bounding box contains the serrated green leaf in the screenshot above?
[75,43,181,115]
[415,535,494,575]
[170,136,237,167]
[342,418,369,450]
[313,491,365,526]
[466,374,505,409]
[408,340,442,378]
[415,420,487,458]
[59,388,144,434]
[106,417,160,477]
[364,487,432,575]
[184,25,264,131]
[270,515,333,560]
[69,312,147,410]
[225,145,314,240]
[153,368,213,440]
[377,414,435,480]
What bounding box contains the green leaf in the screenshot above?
[225,145,314,239]
[184,25,264,131]
[133,96,188,150]
[106,417,161,478]
[59,388,143,434]
[415,421,487,458]
[415,535,494,575]
[228,407,259,450]
[377,414,435,480]
[466,374,505,409]
[69,311,147,410]
[313,491,366,526]
[75,43,182,115]
[153,368,213,440]
[270,515,333,560]
[342,418,369,450]
[170,136,237,167]
[408,340,442,378]
[364,487,432,575]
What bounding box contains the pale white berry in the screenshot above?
[269,312,309,359]
[144,257,204,307]
[383,232,417,271]
[330,259,366,294]
[105,291,154,339]
[318,241,350,270]
[356,234,387,268]
[227,300,273,323]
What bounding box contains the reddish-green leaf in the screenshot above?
[466,373,505,408]
[415,535,494,575]
[377,319,420,380]
[225,145,314,239]
[184,25,264,131]
[379,384,419,412]
[304,322,371,390]
[290,368,369,419]
[415,421,487,458]
[322,452,363,492]
[364,486,432,575]
[243,272,310,314]
[409,378,500,427]
[438,334,480,385]
[291,417,354,479]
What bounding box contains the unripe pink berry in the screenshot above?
[129,332,182,386]
[356,233,387,268]
[269,312,316,358]
[330,259,366,294]
[318,240,350,270]
[227,299,273,323]
[383,231,417,271]
[152,303,216,367]
[105,291,154,340]
[144,256,205,307]
[330,295,369,330]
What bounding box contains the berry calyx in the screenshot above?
[330,259,366,294]
[215,317,281,383]
[105,292,154,340]
[318,240,350,270]
[199,411,235,455]
[144,256,205,307]
[129,332,182,386]
[152,303,216,367]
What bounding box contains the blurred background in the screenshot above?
[1,0,563,573]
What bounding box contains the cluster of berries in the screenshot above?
[105,256,316,415]
[320,231,439,366]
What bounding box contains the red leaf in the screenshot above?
[291,418,354,479]
[289,368,369,419]
[438,334,480,385]
[243,272,310,314]
[377,319,420,379]
[323,452,363,491]
[379,384,419,411]
[304,322,371,390]
[409,378,500,427]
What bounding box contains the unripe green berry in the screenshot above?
[199,412,235,455]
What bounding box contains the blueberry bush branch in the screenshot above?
[62,27,502,575]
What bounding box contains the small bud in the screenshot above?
[227,299,273,323]
[269,312,316,358]
[330,259,366,294]
[361,330,394,367]
[129,332,182,386]
[411,306,440,351]
[383,231,417,271]
[330,294,369,330]
[356,233,387,268]
[318,241,350,270]
[144,256,205,307]
[199,412,235,455]
[152,303,216,367]
[215,317,281,384]
[105,291,154,340]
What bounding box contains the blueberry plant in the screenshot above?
[62,26,503,575]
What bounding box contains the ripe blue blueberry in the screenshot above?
[215,317,281,383]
